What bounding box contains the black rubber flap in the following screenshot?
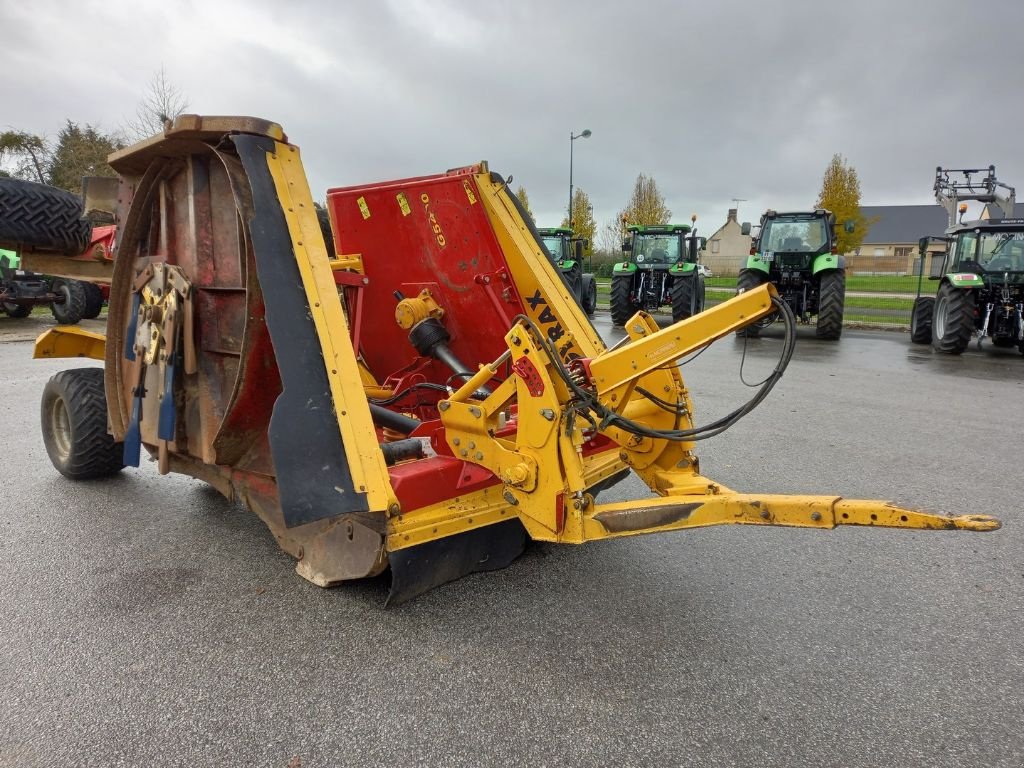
[233,134,368,526]
[387,518,528,605]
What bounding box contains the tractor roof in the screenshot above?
[761,209,833,220]
[948,217,1024,234]
[537,227,573,236]
[627,224,691,235]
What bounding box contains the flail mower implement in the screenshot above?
[34,116,999,604]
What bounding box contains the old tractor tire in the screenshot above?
[815,270,845,340]
[82,282,104,319]
[931,282,974,355]
[41,368,124,480]
[610,273,638,326]
[581,274,597,316]
[0,177,91,253]
[3,301,31,318]
[910,296,935,344]
[50,278,87,324]
[671,273,705,323]
[735,269,764,337]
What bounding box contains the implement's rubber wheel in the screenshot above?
[3,301,31,318]
[910,296,935,344]
[50,278,86,325]
[41,368,124,479]
[610,273,638,326]
[81,282,104,319]
[931,282,974,355]
[670,273,705,323]
[0,177,91,253]
[581,273,597,316]
[735,269,765,337]
[815,269,845,340]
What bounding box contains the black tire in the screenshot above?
[3,300,31,318]
[931,282,975,355]
[580,274,597,316]
[316,203,335,257]
[41,368,124,479]
[670,273,705,323]
[815,270,845,340]
[50,278,87,324]
[565,263,583,304]
[82,282,104,319]
[0,177,91,253]
[610,273,638,326]
[735,270,765,337]
[910,296,935,344]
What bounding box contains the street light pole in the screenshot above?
[569,128,592,227]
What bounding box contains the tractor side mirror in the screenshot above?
[621,239,632,252]
[740,222,751,236]
[844,220,855,233]
[574,239,584,261]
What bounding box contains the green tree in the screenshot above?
[47,121,123,193]
[619,173,671,226]
[515,185,533,221]
[815,153,871,254]
[560,187,596,254]
[0,130,49,183]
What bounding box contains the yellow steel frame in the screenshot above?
[33,326,107,361]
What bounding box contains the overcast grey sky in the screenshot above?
[3,0,1023,239]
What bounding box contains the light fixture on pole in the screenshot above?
[569,129,592,227]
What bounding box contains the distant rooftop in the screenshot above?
[860,205,947,244]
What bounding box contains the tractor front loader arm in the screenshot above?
[420,286,1000,553]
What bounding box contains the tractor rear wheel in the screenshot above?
[735,269,764,337]
[581,274,597,316]
[815,270,845,340]
[41,368,124,479]
[0,177,92,253]
[910,296,935,344]
[671,273,705,323]
[565,263,583,304]
[82,282,104,319]
[610,273,638,326]
[50,278,86,324]
[931,282,974,355]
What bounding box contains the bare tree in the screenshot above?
[123,67,189,142]
[0,130,50,183]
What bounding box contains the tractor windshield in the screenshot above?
[633,234,680,264]
[762,218,828,253]
[540,236,565,261]
[976,230,1024,272]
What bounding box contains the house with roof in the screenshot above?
[700,208,751,276]
[846,205,948,275]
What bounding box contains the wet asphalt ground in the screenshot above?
[1,312,1023,767]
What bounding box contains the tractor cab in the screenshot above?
[949,221,1024,279]
[537,227,579,270]
[625,224,694,268]
[535,227,597,315]
[754,210,835,270]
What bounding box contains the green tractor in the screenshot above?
[537,227,597,315]
[610,221,706,326]
[737,209,847,339]
[911,166,1024,355]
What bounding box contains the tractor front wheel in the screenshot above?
[610,273,638,326]
[671,273,705,323]
[910,296,935,344]
[815,270,845,340]
[735,270,765,337]
[3,301,31,318]
[581,274,597,316]
[931,282,974,355]
[41,368,124,479]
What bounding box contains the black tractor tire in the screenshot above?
[580,274,597,316]
[82,282,104,319]
[670,273,705,323]
[931,282,975,355]
[565,263,584,304]
[910,296,935,344]
[735,270,765,337]
[50,278,87,324]
[0,177,91,253]
[815,270,845,340]
[610,273,638,326]
[41,367,124,480]
[3,299,32,318]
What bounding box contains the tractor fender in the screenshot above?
[613,262,637,275]
[946,272,984,288]
[812,254,845,275]
[670,262,697,274]
[743,255,770,274]
[559,259,578,272]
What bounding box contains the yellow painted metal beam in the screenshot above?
[33,326,106,361]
